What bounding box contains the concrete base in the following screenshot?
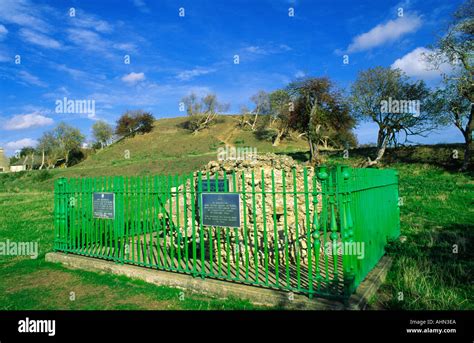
[45,252,392,310]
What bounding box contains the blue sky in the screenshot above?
[0,0,465,155]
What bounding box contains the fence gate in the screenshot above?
[54,165,400,300]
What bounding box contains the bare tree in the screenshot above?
[182,93,229,134]
[351,67,432,166]
[427,0,473,170]
[250,90,270,131]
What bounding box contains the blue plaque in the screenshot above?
[93,192,115,219]
[201,193,240,228]
[201,178,229,192]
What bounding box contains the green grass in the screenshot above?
[0,258,259,310]
[0,192,262,310]
[374,163,473,310]
[0,115,308,193]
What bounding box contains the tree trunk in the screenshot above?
[313,142,319,163]
[29,153,35,170]
[376,129,385,149]
[366,135,389,167]
[308,136,314,161]
[251,112,259,131]
[272,129,284,146]
[461,104,473,171]
[39,149,45,170]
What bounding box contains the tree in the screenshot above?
[249,90,271,131]
[37,132,61,169]
[92,121,113,149]
[427,0,473,170]
[269,89,292,146]
[52,122,85,167]
[350,67,432,166]
[116,110,155,137]
[238,105,251,128]
[429,78,472,164]
[116,112,135,136]
[19,146,35,170]
[135,112,154,134]
[181,93,229,134]
[288,77,355,162]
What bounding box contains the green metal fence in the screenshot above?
[53,165,400,300]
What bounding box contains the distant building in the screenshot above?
[10,164,26,172]
[0,148,10,172]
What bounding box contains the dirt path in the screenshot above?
[215,120,239,147]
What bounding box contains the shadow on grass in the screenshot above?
[382,222,473,310]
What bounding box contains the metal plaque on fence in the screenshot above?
[93,192,115,219]
[201,193,240,228]
[201,178,229,192]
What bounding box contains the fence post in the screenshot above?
[340,166,356,299]
[54,177,68,252]
[314,166,328,294]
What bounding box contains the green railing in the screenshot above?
[53,166,400,300]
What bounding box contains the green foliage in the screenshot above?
[287,77,355,159]
[35,122,85,168]
[427,0,473,170]
[33,170,52,182]
[255,125,278,142]
[350,67,433,148]
[37,131,61,168]
[116,110,155,136]
[92,120,114,147]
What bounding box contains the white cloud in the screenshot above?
[176,67,216,81]
[0,0,51,33]
[113,42,137,52]
[4,112,54,130]
[294,70,306,78]
[69,11,113,33]
[55,64,86,79]
[243,46,267,55]
[121,72,146,85]
[0,24,8,40]
[346,15,421,53]
[67,28,106,52]
[18,71,47,87]
[242,43,292,56]
[5,138,38,151]
[19,28,61,49]
[132,0,150,13]
[391,47,454,79]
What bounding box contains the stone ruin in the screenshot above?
[167,153,323,268]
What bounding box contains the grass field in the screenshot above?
[0,117,472,310]
[0,192,260,310]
